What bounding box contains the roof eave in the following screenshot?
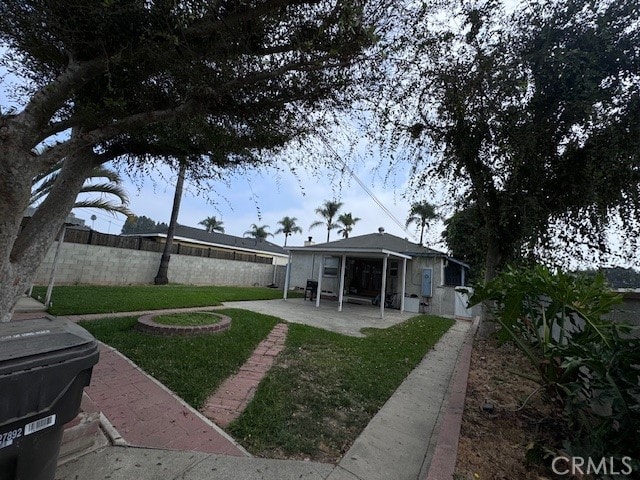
[286,246,412,260]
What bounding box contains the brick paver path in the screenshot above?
[201,323,288,427]
[85,344,246,456]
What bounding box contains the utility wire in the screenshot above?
[305,116,418,241]
[217,11,419,242]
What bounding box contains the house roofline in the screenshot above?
[286,246,412,260]
[287,246,469,268]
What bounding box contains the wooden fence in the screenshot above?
[62,229,273,265]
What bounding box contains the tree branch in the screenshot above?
[19,58,107,146]
[36,102,198,168]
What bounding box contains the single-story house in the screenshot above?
[131,225,289,266]
[283,229,475,318]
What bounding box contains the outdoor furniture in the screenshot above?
[304,280,318,300]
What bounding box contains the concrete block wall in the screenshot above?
[169,254,281,286]
[33,241,285,287]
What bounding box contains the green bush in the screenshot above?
[472,266,640,474]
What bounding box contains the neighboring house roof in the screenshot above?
[601,267,640,290]
[132,225,288,257]
[24,206,87,228]
[288,231,469,267]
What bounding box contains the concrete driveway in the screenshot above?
[221,297,418,337]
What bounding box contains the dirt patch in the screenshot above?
[454,336,562,479]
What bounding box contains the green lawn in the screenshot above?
[79,309,279,408]
[80,307,452,462]
[229,314,453,461]
[32,284,301,315]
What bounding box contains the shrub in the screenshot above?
[472,266,640,474]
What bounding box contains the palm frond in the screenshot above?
[73,199,132,216]
[78,183,129,204]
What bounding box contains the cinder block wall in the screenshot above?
[33,241,285,287]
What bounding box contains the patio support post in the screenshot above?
[380,254,388,319]
[338,254,346,312]
[315,257,323,308]
[461,266,465,286]
[283,252,291,300]
[400,257,407,312]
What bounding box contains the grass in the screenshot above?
[79,309,279,408]
[154,312,222,326]
[32,284,302,315]
[228,314,454,461]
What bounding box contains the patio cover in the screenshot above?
[283,245,412,319]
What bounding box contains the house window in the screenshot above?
[444,262,465,286]
[389,260,398,277]
[323,256,339,277]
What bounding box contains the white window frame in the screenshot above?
[323,256,339,277]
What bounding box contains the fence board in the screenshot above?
[61,228,276,265]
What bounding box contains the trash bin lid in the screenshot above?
[0,317,97,375]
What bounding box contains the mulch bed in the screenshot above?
[454,336,563,480]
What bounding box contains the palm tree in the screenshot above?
[31,159,132,307]
[31,162,131,216]
[244,224,273,240]
[275,216,302,246]
[310,199,343,242]
[337,212,361,238]
[155,161,187,285]
[406,201,439,245]
[199,216,225,233]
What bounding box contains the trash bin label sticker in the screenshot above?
[24,414,56,436]
[0,428,22,449]
[0,329,52,342]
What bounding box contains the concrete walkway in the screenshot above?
[327,320,470,480]
[56,316,472,480]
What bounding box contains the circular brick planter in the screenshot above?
[135,312,231,336]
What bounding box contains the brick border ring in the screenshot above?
[135,312,231,336]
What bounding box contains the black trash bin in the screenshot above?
[0,317,99,480]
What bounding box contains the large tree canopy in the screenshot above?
[0,0,393,321]
[375,0,640,281]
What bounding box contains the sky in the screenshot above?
[79,150,448,250]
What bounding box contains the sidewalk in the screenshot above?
[56,316,474,480]
[86,343,247,456]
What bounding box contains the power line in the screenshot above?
[306,120,418,241]
[212,14,419,242]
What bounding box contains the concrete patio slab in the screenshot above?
[222,298,416,337]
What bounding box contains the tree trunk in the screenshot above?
[154,162,186,285]
[0,140,97,322]
[477,241,504,337]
